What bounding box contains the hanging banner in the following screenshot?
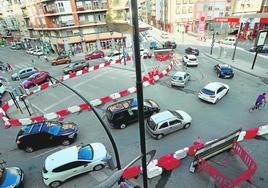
[197,12,206,39]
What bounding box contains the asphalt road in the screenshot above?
[1,38,268,188]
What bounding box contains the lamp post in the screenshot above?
[131,0,148,187]
[48,76,121,171]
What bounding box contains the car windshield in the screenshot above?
[78,145,93,160]
[221,67,232,72]
[172,76,182,80]
[68,63,76,68]
[144,101,152,107]
[201,88,215,95]
[170,110,183,119]
[189,58,196,61]
[148,118,157,130]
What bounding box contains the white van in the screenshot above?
[219,37,236,45]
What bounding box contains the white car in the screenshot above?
[146,110,192,140]
[42,143,110,187]
[219,37,236,45]
[171,71,190,87]
[160,33,169,39]
[183,54,198,66]
[198,82,229,104]
[104,51,128,62]
[32,49,43,56]
[26,48,35,54]
[33,49,44,56]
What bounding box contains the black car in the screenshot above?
[0,165,24,188]
[163,41,177,49]
[106,98,160,129]
[16,121,78,152]
[185,47,199,56]
[214,63,234,78]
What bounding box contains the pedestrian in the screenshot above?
[6,63,12,71]
[194,136,202,145]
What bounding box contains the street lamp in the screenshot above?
[48,76,122,172]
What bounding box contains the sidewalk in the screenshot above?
[204,53,268,80]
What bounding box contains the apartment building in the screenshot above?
[0,0,29,43]
[19,0,128,54]
[231,0,263,15]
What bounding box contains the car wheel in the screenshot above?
[68,71,72,74]
[184,123,191,129]
[214,98,219,104]
[217,73,221,78]
[62,139,71,146]
[120,124,126,129]
[94,164,104,171]
[52,63,56,66]
[25,146,34,153]
[226,89,229,95]
[156,134,164,140]
[49,181,62,188]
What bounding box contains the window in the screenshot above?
[182,8,187,14]
[176,7,181,14]
[183,0,188,3]
[176,0,181,4]
[159,122,168,129]
[188,7,192,13]
[169,120,181,126]
[208,6,213,10]
[53,161,87,172]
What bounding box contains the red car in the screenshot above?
[85,50,105,60]
[22,71,50,89]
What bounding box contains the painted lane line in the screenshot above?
[31,147,60,158]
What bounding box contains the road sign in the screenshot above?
[256,30,268,47]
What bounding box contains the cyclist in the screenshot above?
[255,93,266,109]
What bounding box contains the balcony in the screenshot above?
[44,9,72,17]
[79,20,106,27]
[76,5,108,13]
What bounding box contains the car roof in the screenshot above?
[45,145,79,171]
[151,110,174,124]
[204,82,224,91]
[186,54,196,58]
[20,67,36,71]
[173,71,187,77]
[107,98,137,113]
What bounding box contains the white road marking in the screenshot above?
[31,147,60,158]
[43,94,75,111]
[15,64,22,69]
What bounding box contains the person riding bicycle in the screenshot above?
[255,93,266,108]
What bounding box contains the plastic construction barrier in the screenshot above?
[244,128,259,139]
[122,165,141,180]
[160,157,181,171]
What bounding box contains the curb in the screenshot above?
[203,53,265,79]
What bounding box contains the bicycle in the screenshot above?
[249,100,266,113]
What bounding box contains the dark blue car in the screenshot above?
[214,64,234,79]
[0,166,24,188]
[249,45,268,53]
[16,121,78,152]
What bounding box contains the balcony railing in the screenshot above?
[76,5,108,12]
[52,23,75,28]
[45,9,58,14]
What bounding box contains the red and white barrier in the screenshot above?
[0,59,176,127]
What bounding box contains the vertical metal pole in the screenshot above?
[251,51,258,69]
[232,23,243,61]
[21,96,31,116]
[131,1,148,188]
[210,32,215,55]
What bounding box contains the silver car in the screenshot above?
[171,71,190,87]
[146,110,192,140]
[11,67,38,81]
